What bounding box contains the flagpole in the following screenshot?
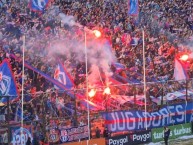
[185,79,188,123]
[7,96,10,144]
[21,35,25,130]
[84,31,90,141]
[142,29,147,130]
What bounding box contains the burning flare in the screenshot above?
[88,89,96,98]
[180,54,189,61]
[93,30,101,38]
[103,87,111,95]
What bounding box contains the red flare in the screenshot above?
[180,54,189,61]
[93,30,101,38]
[88,89,96,98]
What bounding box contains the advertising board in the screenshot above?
[107,130,151,145]
[129,130,151,145]
[152,123,192,142]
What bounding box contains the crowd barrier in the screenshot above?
[1,122,193,144]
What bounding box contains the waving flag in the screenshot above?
[29,0,50,12]
[128,0,139,15]
[112,62,126,72]
[54,63,74,89]
[0,60,18,104]
[174,58,188,81]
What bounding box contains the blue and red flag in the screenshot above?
[112,62,126,72]
[128,0,139,16]
[54,62,74,90]
[29,0,51,12]
[0,60,18,104]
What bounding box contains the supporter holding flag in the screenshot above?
[29,0,51,12]
[54,62,74,90]
[0,60,18,105]
[174,58,189,81]
[128,0,139,16]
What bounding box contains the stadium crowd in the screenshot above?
[0,0,193,143]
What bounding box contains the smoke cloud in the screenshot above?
[46,8,116,87]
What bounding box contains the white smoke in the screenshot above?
[59,13,76,27]
[47,10,116,87]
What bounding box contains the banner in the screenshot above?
[152,123,192,142]
[0,60,18,104]
[102,102,193,132]
[108,130,151,145]
[10,126,33,145]
[59,125,89,143]
[60,138,105,145]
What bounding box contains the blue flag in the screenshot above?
[29,0,50,12]
[113,62,126,70]
[24,62,75,96]
[54,62,74,89]
[0,60,18,103]
[128,0,139,15]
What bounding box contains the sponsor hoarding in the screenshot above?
[129,130,151,145]
[152,123,192,142]
[107,130,151,145]
[108,134,129,145]
[59,138,105,145]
